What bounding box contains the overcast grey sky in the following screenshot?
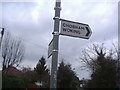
[0,0,119,79]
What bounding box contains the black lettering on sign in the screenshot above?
[63,28,67,32]
[63,23,66,27]
[78,26,84,30]
[63,23,85,30]
[62,28,81,35]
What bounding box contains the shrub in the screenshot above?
[2,75,26,88]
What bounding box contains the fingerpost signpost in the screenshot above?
[48,0,92,89]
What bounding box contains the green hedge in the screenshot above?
[2,75,26,88]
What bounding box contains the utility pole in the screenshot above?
[0,27,4,90]
[50,0,61,89]
[0,28,4,49]
[117,1,120,87]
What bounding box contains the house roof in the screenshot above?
[3,67,37,79]
[3,67,24,78]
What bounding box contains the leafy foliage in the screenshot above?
[2,74,26,88]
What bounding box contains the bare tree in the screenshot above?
[2,32,25,71]
[80,43,107,72]
[80,43,117,88]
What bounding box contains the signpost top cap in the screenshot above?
[56,0,61,2]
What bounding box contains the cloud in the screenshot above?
[0,0,118,79]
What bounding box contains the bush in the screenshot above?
[2,75,26,88]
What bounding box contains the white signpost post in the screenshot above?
[60,19,92,39]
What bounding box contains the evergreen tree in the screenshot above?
[57,61,80,89]
[34,57,49,87]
